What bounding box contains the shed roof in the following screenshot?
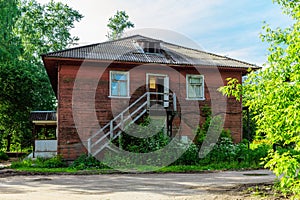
[30,111,57,122]
[42,35,260,69]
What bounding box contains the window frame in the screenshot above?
[109,70,130,98]
[186,74,205,100]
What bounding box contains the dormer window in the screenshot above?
[136,40,161,54]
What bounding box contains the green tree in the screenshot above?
[219,0,300,197]
[0,0,83,151]
[106,10,134,40]
[0,0,21,62]
[15,0,83,109]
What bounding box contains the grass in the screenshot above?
[159,161,261,173]
[7,151,263,174]
[12,167,78,173]
[9,160,262,174]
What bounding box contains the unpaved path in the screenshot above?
[0,169,275,200]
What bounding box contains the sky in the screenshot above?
[37,0,292,66]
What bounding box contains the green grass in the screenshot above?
[8,153,263,174]
[10,161,262,174]
[159,162,261,173]
[13,167,78,173]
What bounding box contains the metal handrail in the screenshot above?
[89,92,148,140]
[87,91,177,156]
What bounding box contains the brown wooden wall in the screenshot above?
[57,61,243,160]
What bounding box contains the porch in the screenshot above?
[29,111,57,158]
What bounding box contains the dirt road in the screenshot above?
[0,169,275,200]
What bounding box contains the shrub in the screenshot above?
[172,143,199,165]
[70,154,107,169]
[11,155,67,168]
[116,117,170,153]
[41,155,67,168]
[0,151,9,161]
[11,158,33,168]
[250,143,270,164]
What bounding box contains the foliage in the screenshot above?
[111,114,268,167]
[70,154,109,170]
[194,108,232,147]
[116,117,170,153]
[199,138,269,166]
[219,0,300,197]
[242,108,257,141]
[106,10,134,40]
[16,0,83,61]
[264,150,300,197]
[0,0,82,151]
[172,143,199,165]
[11,155,66,168]
[0,151,9,161]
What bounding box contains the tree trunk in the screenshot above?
[6,133,11,152]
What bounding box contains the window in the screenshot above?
[136,40,161,54]
[110,71,129,97]
[186,74,204,100]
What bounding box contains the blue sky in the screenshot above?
[37,0,291,66]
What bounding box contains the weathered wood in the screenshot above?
[54,62,244,160]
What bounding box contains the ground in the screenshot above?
[0,169,281,200]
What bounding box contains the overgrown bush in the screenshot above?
[11,158,33,168]
[70,154,108,169]
[116,117,170,153]
[40,155,67,168]
[0,151,9,161]
[172,143,199,165]
[112,113,269,167]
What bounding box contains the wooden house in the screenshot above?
[42,35,259,160]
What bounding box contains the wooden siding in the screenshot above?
[57,62,243,160]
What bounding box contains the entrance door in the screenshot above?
[147,74,169,107]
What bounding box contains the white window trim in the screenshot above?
[146,73,170,107]
[146,73,168,90]
[109,71,130,98]
[186,74,205,100]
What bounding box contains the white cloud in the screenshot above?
[37,0,225,44]
[218,46,266,67]
[35,0,291,65]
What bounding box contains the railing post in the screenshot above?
[173,93,177,112]
[147,92,150,110]
[120,113,124,130]
[110,121,114,139]
[87,138,92,156]
[119,134,122,150]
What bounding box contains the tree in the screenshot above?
[0,0,21,62]
[15,0,83,110]
[0,0,83,151]
[219,0,300,197]
[106,10,134,40]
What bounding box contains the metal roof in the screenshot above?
[30,111,57,121]
[43,35,259,69]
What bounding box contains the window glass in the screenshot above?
[186,75,204,99]
[110,71,129,97]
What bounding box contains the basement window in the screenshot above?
[186,74,205,100]
[109,71,130,98]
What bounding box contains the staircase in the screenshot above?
[87,92,177,157]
